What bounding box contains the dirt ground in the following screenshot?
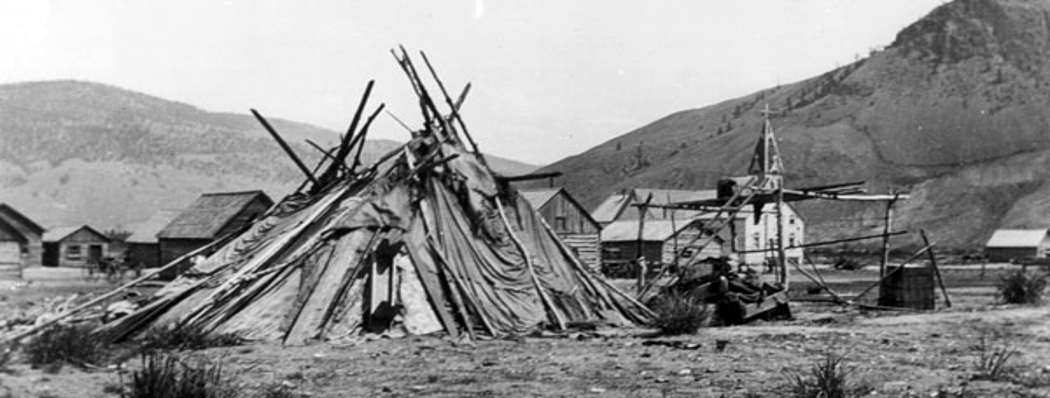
[2,265,1049,398]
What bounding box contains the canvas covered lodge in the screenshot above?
[94,51,652,345]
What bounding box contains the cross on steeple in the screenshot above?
[747,103,784,190]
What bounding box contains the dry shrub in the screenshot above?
[973,335,1020,381]
[121,353,238,398]
[784,351,869,398]
[998,271,1046,304]
[23,324,106,370]
[139,325,241,352]
[650,291,708,335]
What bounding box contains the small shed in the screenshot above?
[0,203,45,278]
[126,210,180,270]
[43,225,111,268]
[518,188,602,270]
[600,219,727,271]
[157,190,273,279]
[985,229,1050,262]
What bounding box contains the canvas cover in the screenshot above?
[95,60,652,344]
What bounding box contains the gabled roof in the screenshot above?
[127,210,180,244]
[158,190,273,240]
[520,187,601,230]
[986,229,1049,248]
[518,189,561,209]
[600,219,698,242]
[591,193,631,224]
[43,225,110,243]
[0,203,45,235]
[592,189,717,224]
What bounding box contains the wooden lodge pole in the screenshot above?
[252,109,320,187]
[921,229,952,308]
[636,193,653,293]
[880,193,899,278]
[776,187,788,287]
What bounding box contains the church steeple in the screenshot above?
[747,104,784,190]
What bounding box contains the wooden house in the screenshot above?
[599,219,727,275]
[157,190,273,279]
[43,225,111,268]
[592,188,805,267]
[125,210,179,269]
[0,203,45,278]
[518,188,602,270]
[985,229,1050,262]
[713,206,805,266]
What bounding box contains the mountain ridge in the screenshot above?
[536,0,1050,249]
[0,80,536,231]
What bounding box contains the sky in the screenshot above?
[0,0,946,165]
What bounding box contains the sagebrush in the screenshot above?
[998,271,1046,304]
[650,291,708,335]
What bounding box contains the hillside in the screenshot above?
[0,80,535,231]
[539,0,1050,249]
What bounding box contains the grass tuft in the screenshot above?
[121,353,238,398]
[973,334,1019,381]
[997,271,1046,304]
[649,290,708,335]
[784,351,868,398]
[22,324,106,371]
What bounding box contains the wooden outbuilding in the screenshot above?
[125,210,179,270]
[591,188,805,267]
[985,229,1050,262]
[43,225,111,268]
[518,188,602,270]
[600,219,728,275]
[157,190,273,279]
[0,203,45,278]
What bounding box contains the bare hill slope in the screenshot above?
[540,0,1050,249]
[0,80,535,230]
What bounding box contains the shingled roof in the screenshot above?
[157,191,273,240]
